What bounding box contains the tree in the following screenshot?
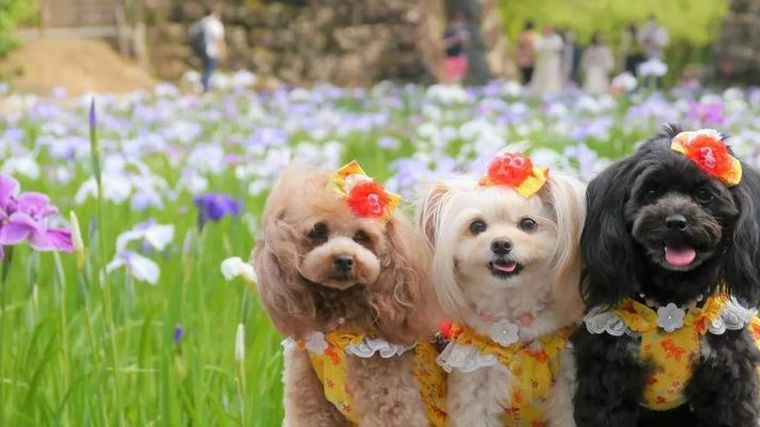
[0,0,37,58]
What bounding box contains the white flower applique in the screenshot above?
[303,332,329,354]
[489,319,519,346]
[657,303,686,332]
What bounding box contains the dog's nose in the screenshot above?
[665,214,688,230]
[333,255,354,273]
[490,239,512,255]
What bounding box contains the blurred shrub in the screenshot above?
[499,0,729,85]
[0,0,37,58]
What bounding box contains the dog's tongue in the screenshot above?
[664,246,696,267]
[494,260,518,272]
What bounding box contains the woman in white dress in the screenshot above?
[530,25,564,96]
[581,32,614,96]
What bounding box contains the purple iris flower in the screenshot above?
[687,100,725,127]
[173,324,184,344]
[0,175,73,256]
[193,193,243,228]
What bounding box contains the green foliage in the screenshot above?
[499,0,729,84]
[0,0,36,58]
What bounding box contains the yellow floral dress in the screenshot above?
[585,295,760,411]
[438,323,574,426]
[288,331,447,426]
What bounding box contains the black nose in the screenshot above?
[490,239,512,255]
[666,214,688,230]
[333,255,354,273]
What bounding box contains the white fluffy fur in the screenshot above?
[418,172,586,426]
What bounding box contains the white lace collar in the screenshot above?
[282,331,414,358]
[584,297,757,337]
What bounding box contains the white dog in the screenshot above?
[418,152,586,427]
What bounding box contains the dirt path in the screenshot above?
[0,38,154,96]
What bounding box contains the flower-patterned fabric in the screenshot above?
[608,296,760,410]
[440,323,573,426]
[301,332,447,426]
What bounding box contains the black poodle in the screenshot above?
[572,125,760,427]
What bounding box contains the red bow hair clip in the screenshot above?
[479,152,548,198]
[670,129,742,187]
[329,160,401,221]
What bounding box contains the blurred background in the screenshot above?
[0,0,754,94]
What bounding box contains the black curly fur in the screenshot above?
[573,124,760,427]
[686,329,760,427]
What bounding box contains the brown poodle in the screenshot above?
[253,164,446,427]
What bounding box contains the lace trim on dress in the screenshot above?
[584,308,635,337]
[436,342,498,373]
[708,298,757,335]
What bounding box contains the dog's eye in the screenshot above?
[643,189,658,202]
[695,188,714,203]
[308,222,328,241]
[518,217,537,232]
[469,219,487,235]
[353,230,370,244]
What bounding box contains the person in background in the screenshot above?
[530,25,564,96]
[637,15,669,61]
[581,32,614,96]
[516,20,537,85]
[443,11,471,84]
[190,5,226,93]
[619,24,643,74]
[561,30,582,84]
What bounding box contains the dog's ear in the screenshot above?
[543,173,586,320]
[369,217,437,343]
[581,156,640,308]
[417,182,451,248]
[725,163,760,306]
[252,208,316,338]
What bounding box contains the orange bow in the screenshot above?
[671,129,742,187]
[479,152,548,198]
[329,160,401,221]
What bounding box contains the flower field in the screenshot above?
[1,77,760,425]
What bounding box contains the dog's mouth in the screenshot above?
[301,273,359,290]
[325,274,359,290]
[663,245,697,268]
[488,259,523,279]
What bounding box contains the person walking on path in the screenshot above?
[516,21,537,84]
[581,32,614,96]
[443,11,471,84]
[637,15,669,61]
[190,6,226,93]
[530,25,564,97]
[619,24,643,74]
[561,30,582,84]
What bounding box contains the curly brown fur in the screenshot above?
[282,346,349,427]
[346,352,429,427]
[253,165,439,426]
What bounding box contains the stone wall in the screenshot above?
[147,0,447,85]
[714,0,760,85]
[145,0,513,85]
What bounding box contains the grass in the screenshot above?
[0,83,678,426]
